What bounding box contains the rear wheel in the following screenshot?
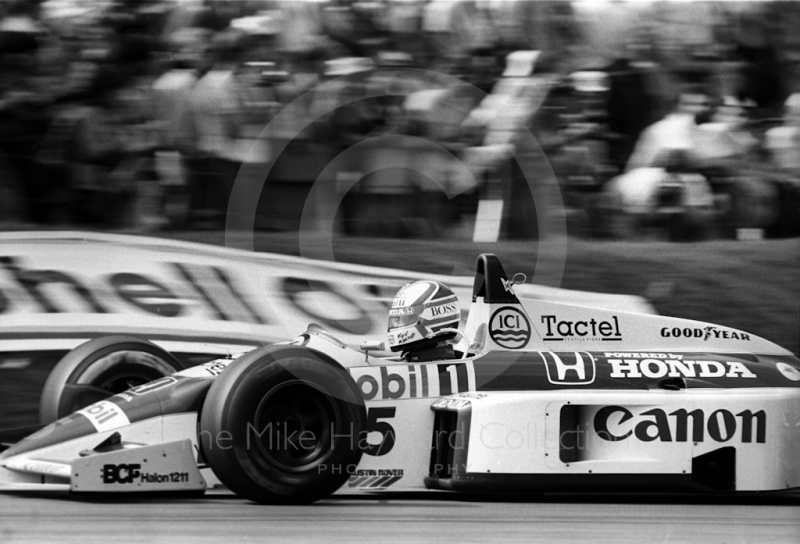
[39,336,182,424]
[199,345,365,504]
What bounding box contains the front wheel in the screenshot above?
[199,346,365,504]
[39,336,183,424]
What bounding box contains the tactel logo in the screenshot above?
[541,315,621,342]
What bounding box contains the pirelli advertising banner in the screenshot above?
[0,232,652,351]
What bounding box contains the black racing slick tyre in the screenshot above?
[39,336,183,424]
[199,345,365,504]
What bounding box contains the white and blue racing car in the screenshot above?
[1,254,798,503]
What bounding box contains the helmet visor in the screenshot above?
[388,306,419,329]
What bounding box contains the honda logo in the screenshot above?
[539,351,596,385]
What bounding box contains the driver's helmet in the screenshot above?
[387,280,460,352]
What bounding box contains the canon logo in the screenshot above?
[594,406,766,444]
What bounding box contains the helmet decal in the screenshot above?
[387,281,460,352]
[392,282,435,309]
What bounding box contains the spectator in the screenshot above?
[42,68,135,226]
[765,94,800,174]
[187,29,248,228]
[150,31,204,227]
[763,93,800,236]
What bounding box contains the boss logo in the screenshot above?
[102,463,141,484]
[429,302,457,317]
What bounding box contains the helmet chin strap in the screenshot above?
[432,327,470,359]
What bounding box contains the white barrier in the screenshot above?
[0,232,653,351]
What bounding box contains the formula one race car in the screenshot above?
[1,254,798,503]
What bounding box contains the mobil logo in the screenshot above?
[539,351,596,385]
[489,306,531,349]
[349,362,474,400]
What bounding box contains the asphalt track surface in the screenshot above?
[0,490,798,544]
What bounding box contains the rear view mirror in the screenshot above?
[360,340,385,352]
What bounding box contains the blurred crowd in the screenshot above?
[0,0,799,240]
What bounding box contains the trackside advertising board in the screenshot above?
[0,232,653,351]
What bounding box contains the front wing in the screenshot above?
[0,414,209,494]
